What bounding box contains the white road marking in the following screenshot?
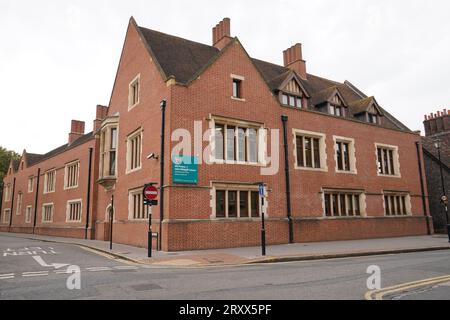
[33,255,68,269]
[0,273,15,280]
[85,267,112,272]
[22,271,49,277]
[113,266,139,270]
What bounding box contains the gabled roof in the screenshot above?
[132,18,411,133]
[311,86,347,107]
[348,96,383,115]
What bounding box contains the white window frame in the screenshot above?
[128,74,140,110]
[333,136,357,174]
[210,183,268,219]
[230,74,245,102]
[128,188,151,221]
[25,205,32,223]
[293,129,328,172]
[28,176,34,193]
[383,192,411,216]
[126,128,143,173]
[322,189,367,218]
[4,184,11,202]
[42,203,54,223]
[43,169,56,194]
[209,116,265,166]
[66,199,82,222]
[3,209,11,223]
[16,192,23,215]
[64,160,80,190]
[375,143,401,178]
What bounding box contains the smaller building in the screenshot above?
[422,110,450,233]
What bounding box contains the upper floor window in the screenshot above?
[99,122,118,179]
[28,176,34,193]
[324,190,364,217]
[281,93,303,108]
[232,79,241,98]
[44,169,56,193]
[329,95,345,117]
[128,74,140,110]
[16,192,23,215]
[213,121,259,164]
[25,205,32,224]
[126,129,143,173]
[376,144,400,177]
[4,184,12,202]
[334,136,357,174]
[64,161,79,189]
[294,129,327,171]
[384,193,410,216]
[368,113,378,124]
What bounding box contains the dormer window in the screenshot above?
[329,95,345,117]
[368,113,378,124]
[281,93,303,108]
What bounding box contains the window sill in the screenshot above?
[43,191,55,194]
[377,173,401,179]
[335,170,358,175]
[231,96,246,102]
[212,160,262,166]
[210,217,264,222]
[64,186,79,191]
[294,166,328,172]
[126,167,142,175]
[128,102,140,111]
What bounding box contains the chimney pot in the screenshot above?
[212,18,232,49]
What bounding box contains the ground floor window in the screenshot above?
[3,209,11,223]
[214,186,261,219]
[42,204,54,222]
[128,188,151,220]
[67,200,82,222]
[25,206,32,223]
[324,190,363,217]
[384,193,410,216]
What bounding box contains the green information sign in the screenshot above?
[172,155,198,184]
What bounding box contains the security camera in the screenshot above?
[147,153,159,160]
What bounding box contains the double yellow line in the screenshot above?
[365,275,450,300]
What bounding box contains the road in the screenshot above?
[0,234,449,300]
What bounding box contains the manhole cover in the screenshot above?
[131,283,162,291]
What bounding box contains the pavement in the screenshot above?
[1,232,449,267]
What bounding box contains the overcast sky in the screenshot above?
[1,0,449,154]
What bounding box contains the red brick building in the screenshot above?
[0,17,432,251]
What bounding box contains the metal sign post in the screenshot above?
[259,183,266,256]
[143,183,159,257]
[109,195,114,251]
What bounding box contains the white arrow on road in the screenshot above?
[32,256,69,269]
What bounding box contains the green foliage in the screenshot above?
[0,146,20,186]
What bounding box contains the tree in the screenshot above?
[0,147,20,207]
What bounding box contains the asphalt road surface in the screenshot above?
[0,234,449,300]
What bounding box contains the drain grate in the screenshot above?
[130,283,162,291]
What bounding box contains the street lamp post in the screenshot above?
[434,139,450,242]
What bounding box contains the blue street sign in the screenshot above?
[259,183,265,197]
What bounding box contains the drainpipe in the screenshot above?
[281,115,294,243]
[33,168,41,234]
[415,141,431,235]
[159,99,167,251]
[9,177,16,231]
[85,147,93,239]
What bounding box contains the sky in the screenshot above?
[1,0,449,154]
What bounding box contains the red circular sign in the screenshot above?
[143,185,158,200]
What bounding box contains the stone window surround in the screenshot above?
[209,115,266,166]
[126,127,143,174]
[28,176,34,193]
[293,128,328,172]
[66,199,82,222]
[320,188,367,218]
[16,192,23,215]
[64,160,80,190]
[128,74,141,111]
[25,205,32,224]
[99,117,119,179]
[209,182,268,220]
[333,135,357,175]
[128,187,151,221]
[375,142,401,178]
[230,74,245,102]
[3,209,11,223]
[42,203,54,223]
[382,191,412,216]
[43,169,56,194]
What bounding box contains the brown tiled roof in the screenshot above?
[348,97,376,114]
[311,86,340,106]
[24,132,94,168]
[136,21,411,132]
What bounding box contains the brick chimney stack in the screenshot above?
[423,108,450,138]
[283,43,307,80]
[212,18,232,50]
[93,105,108,132]
[68,120,85,145]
